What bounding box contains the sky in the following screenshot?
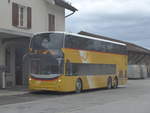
[65,0,150,49]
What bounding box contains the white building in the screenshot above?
[0,0,77,88]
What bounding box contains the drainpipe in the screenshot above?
[0,65,6,89]
[65,11,75,18]
[2,71,6,89]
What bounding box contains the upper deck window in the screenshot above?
[65,35,127,55]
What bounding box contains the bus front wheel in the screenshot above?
[75,79,82,93]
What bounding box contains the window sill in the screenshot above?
[13,25,31,30]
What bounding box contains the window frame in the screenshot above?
[18,5,27,28]
[48,14,55,31]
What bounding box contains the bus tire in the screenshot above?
[113,77,118,89]
[107,77,112,89]
[75,79,82,93]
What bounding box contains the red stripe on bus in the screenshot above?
[31,77,59,82]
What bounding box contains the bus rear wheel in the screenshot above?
[113,77,118,89]
[107,77,112,89]
[75,79,82,93]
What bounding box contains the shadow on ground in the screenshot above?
[29,86,126,96]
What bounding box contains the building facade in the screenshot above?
[0,0,76,88]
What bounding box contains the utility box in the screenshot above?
[128,65,148,79]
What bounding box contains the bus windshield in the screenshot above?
[30,54,64,75]
[31,33,64,50]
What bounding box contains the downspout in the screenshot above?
[65,11,75,18]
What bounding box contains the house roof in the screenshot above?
[54,0,77,12]
[79,31,150,54]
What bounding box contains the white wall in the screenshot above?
[0,0,65,33]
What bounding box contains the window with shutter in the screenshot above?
[12,2,32,29]
[48,14,55,31]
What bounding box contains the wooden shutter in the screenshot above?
[12,3,19,27]
[27,7,32,29]
[48,14,55,31]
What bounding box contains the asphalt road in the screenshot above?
[0,79,150,113]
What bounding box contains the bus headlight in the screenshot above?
[58,79,62,82]
[29,78,32,81]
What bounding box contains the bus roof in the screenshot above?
[34,31,126,46]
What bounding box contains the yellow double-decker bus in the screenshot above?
[28,32,128,93]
